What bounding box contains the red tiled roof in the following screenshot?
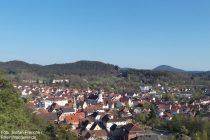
[65,112,85,123]
[123,123,143,132]
[85,105,104,113]
[130,125,143,132]
[87,130,107,137]
[119,97,129,102]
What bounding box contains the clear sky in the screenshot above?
[0,0,209,70]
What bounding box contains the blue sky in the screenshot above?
[0,0,210,70]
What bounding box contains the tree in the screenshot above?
[148,103,156,119]
[192,89,203,100]
[192,132,201,140]
[143,102,151,110]
[46,122,56,139]
[180,126,189,135]
[162,114,210,140]
[200,130,208,140]
[136,113,146,124]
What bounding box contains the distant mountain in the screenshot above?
[154,65,185,73]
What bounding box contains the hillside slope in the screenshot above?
[0,77,49,139]
[0,76,77,140]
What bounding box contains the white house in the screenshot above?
[55,100,68,106]
[21,89,32,96]
[83,102,88,109]
[42,100,53,109]
[106,119,128,131]
[97,92,104,103]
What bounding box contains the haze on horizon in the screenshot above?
[0,0,210,71]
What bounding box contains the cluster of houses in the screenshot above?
[14,84,210,140]
[22,79,71,84]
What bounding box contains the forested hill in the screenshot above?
[44,60,119,75]
[0,60,119,76]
